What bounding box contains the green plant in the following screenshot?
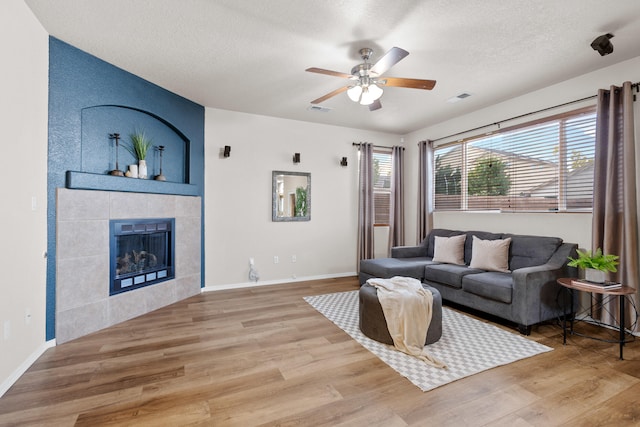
[295,186,307,217]
[125,130,153,161]
[567,248,619,272]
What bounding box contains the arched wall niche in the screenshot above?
[81,105,190,183]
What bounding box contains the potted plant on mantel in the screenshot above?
[567,248,619,283]
[125,130,153,179]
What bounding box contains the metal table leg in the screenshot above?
[620,295,625,360]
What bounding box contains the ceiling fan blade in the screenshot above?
[369,99,382,111]
[380,77,436,90]
[370,47,409,76]
[310,86,349,104]
[306,67,353,79]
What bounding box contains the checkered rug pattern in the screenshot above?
[304,290,552,392]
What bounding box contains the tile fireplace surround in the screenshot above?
[56,188,201,343]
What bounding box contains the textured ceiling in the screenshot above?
[24,0,640,134]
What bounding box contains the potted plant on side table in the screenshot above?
[567,248,619,283]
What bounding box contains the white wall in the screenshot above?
[403,56,640,248]
[204,108,399,288]
[374,226,390,259]
[432,212,592,249]
[0,0,49,395]
[205,57,640,289]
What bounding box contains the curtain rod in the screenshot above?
[352,142,404,150]
[432,80,640,144]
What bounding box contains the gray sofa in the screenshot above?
[359,229,578,334]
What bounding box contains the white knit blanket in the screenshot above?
[367,276,446,368]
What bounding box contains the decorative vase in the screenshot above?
[138,159,147,179]
[128,164,138,178]
[585,268,606,283]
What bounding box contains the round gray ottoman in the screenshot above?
[358,282,442,345]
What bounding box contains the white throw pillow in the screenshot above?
[469,236,511,272]
[432,234,466,265]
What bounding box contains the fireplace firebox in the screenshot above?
[109,218,175,295]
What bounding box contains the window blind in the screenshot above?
[373,149,392,225]
[434,108,596,212]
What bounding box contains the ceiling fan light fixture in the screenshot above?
[347,85,363,102]
[368,84,383,101]
[357,84,383,106]
[359,86,375,105]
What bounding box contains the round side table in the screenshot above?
[557,277,636,360]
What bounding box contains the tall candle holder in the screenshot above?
[108,133,125,176]
[154,145,166,181]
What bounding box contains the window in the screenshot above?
[434,107,596,212]
[373,149,392,225]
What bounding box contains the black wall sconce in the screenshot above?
[340,157,348,167]
[293,152,301,164]
[223,145,231,158]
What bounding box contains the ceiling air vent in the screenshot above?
[307,105,332,113]
[447,92,472,103]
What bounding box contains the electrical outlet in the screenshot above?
[249,257,254,265]
[273,256,279,264]
[291,255,297,263]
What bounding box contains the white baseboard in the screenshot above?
[202,272,357,292]
[0,339,56,398]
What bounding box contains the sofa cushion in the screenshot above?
[504,234,563,270]
[432,234,466,265]
[424,264,485,288]
[462,272,513,303]
[463,231,503,264]
[360,257,435,280]
[469,236,511,273]
[425,229,466,258]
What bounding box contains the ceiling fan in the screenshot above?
[306,47,436,111]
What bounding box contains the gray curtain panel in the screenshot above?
[592,81,639,331]
[417,140,434,244]
[388,146,405,254]
[358,143,374,264]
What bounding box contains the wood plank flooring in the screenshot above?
[1,276,639,426]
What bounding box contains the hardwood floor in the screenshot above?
[1,276,639,426]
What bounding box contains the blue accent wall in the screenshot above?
[46,37,205,340]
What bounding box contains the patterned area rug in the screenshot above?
[304,290,552,392]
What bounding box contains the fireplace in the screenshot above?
[110,218,175,295]
[56,189,201,344]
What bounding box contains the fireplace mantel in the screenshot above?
[66,171,198,196]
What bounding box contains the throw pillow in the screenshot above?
[469,236,511,272]
[433,234,466,265]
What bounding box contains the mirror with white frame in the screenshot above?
[272,171,311,221]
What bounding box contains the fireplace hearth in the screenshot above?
[110,218,175,295]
